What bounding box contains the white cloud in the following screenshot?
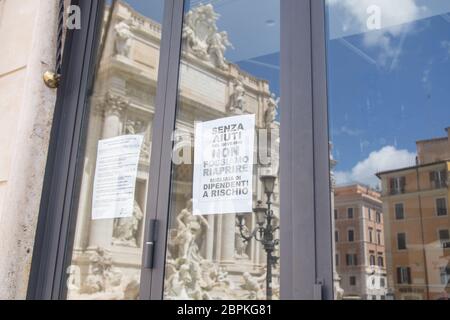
[335,146,416,188]
[327,0,427,67]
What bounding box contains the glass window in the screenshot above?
[335,230,339,242]
[378,256,384,268]
[390,177,406,195]
[395,203,404,220]
[349,276,356,286]
[370,255,376,266]
[440,267,450,285]
[439,229,450,242]
[63,0,165,300]
[346,254,357,266]
[368,227,373,243]
[377,230,382,245]
[347,207,354,219]
[436,198,448,216]
[397,267,411,285]
[430,170,447,189]
[397,233,407,250]
[376,211,381,223]
[162,0,281,300]
[326,0,450,300]
[348,229,355,242]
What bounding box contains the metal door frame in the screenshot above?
[28,0,333,300]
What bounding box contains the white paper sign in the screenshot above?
[92,135,143,220]
[193,114,255,215]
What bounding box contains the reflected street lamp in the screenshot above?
[236,174,279,300]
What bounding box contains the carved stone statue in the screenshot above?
[235,217,249,259]
[229,77,246,113]
[173,199,209,260]
[265,93,280,129]
[166,270,190,300]
[240,272,266,300]
[208,31,233,70]
[82,247,123,296]
[182,4,233,69]
[112,200,143,247]
[124,119,143,135]
[103,91,129,118]
[114,19,133,57]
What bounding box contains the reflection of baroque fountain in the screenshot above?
[162,3,280,300]
[182,4,233,70]
[165,200,270,300]
[112,200,143,247]
[68,247,140,300]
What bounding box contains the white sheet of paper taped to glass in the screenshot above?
[92,135,144,220]
[193,114,255,216]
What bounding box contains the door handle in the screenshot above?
[143,219,158,269]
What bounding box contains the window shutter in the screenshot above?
[397,268,402,284]
[390,178,395,192]
[430,171,436,182]
[400,177,406,192]
[407,267,412,284]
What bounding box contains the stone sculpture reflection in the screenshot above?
[265,93,280,129]
[240,272,266,300]
[208,31,234,70]
[68,247,140,300]
[235,217,249,259]
[229,77,246,113]
[114,19,133,57]
[112,200,143,248]
[165,199,274,300]
[182,4,233,69]
[174,199,209,260]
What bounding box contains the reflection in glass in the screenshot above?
[326,0,450,300]
[163,1,281,300]
[64,0,164,300]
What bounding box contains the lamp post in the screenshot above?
[236,174,279,300]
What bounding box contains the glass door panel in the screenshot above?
[64,0,165,300]
[163,0,281,300]
[326,0,450,300]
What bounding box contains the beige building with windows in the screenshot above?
[334,184,387,300]
[377,127,450,300]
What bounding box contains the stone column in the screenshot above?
[88,93,126,250]
[73,101,104,250]
[205,215,215,261]
[220,213,236,262]
[214,215,223,261]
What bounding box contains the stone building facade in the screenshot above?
[334,184,388,300]
[377,128,450,300]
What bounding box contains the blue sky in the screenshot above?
[326,2,450,187]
